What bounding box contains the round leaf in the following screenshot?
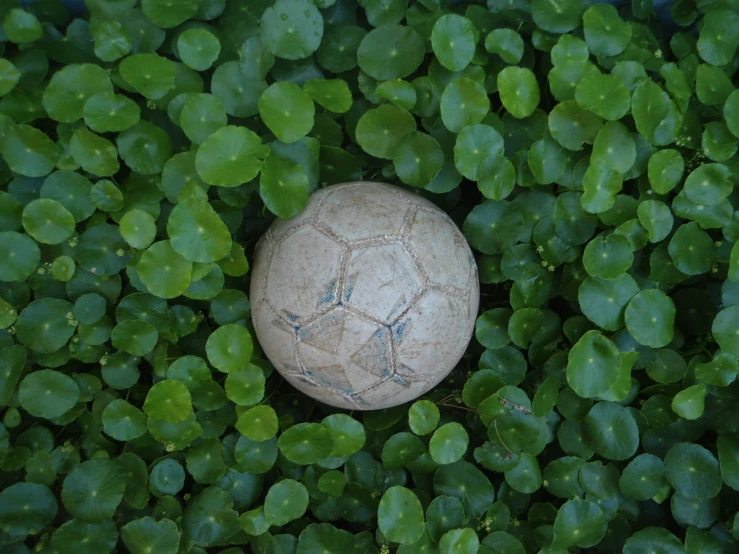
[378,486,424,545]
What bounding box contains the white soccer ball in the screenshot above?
[250,182,479,410]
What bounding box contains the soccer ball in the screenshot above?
[250,182,479,410]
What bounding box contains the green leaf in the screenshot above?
[478,153,516,201]
[52,520,118,554]
[393,131,444,188]
[591,121,635,174]
[61,459,126,522]
[178,29,221,71]
[624,528,683,554]
[528,137,566,185]
[485,29,524,64]
[637,200,673,243]
[582,161,622,213]
[138,241,193,299]
[278,422,333,465]
[112,319,158,356]
[182,486,240,547]
[261,0,323,61]
[121,517,180,554]
[553,498,607,548]
[582,233,633,278]
[647,149,683,194]
[119,54,176,100]
[625,289,675,348]
[265,479,309,526]
[498,67,540,119]
[206,324,253,373]
[22,198,75,245]
[141,0,198,28]
[408,400,440,436]
[549,100,602,151]
[42,64,113,123]
[322,414,366,456]
[725,90,739,139]
[236,406,279,445]
[631,80,682,146]
[259,153,310,218]
[532,0,584,33]
[143,380,192,423]
[303,79,352,113]
[70,128,120,177]
[92,21,132,62]
[712,306,739,358]
[619,453,666,500]
[440,528,479,554]
[225,364,265,407]
[84,92,140,134]
[4,9,43,43]
[664,442,721,499]
[667,222,717,275]
[0,482,57,536]
[583,401,639,460]
[196,126,270,187]
[102,399,147,441]
[120,208,157,250]
[296,523,353,554]
[118,121,172,175]
[454,124,504,181]
[671,384,707,420]
[168,198,232,263]
[717,436,739,491]
[567,330,621,398]
[575,73,630,121]
[15,299,75,354]
[180,93,227,145]
[259,81,315,144]
[0,230,40,281]
[429,422,468,465]
[697,10,739,66]
[582,3,631,57]
[431,14,476,72]
[440,77,489,134]
[356,104,416,160]
[2,124,60,177]
[382,431,425,469]
[696,64,733,106]
[375,79,417,110]
[358,24,424,80]
[378,486,424,545]
[683,163,731,206]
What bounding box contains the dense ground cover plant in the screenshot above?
[0,0,739,552]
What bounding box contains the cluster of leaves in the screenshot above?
[1,0,739,553]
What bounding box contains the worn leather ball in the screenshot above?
[250,182,479,410]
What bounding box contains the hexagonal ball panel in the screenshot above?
[344,243,423,323]
[317,183,411,241]
[407,208,473,289]
[297,307,392,396]
[265,225,343,321]
[393,290,472,380]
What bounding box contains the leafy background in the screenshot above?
[1,0,739,553]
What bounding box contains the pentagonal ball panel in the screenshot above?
[407,208,474,290]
